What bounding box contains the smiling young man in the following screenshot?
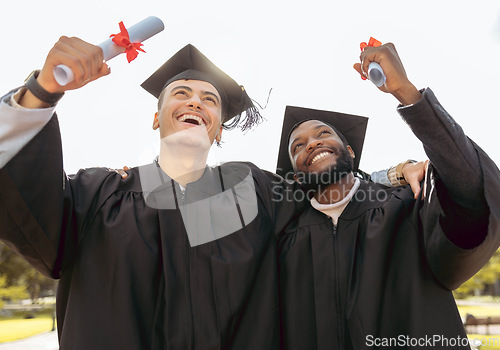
[275,43,500,350]
[290,119,358,203]
[153,79,224,186]
[0,38,308,349]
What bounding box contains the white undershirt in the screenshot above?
[310,178,360,225]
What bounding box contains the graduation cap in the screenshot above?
[141,44,262,131]
[276,105,369,178]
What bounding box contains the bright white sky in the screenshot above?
[2,1,499,175]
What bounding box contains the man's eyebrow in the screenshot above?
[171,85,193,93]
[171,86,221,104]
[290,124,325,146]
[290,135,302,148]
[202,90,221,104]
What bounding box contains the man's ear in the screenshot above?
[216,126,223,143]
[347,145,355,159]
[153,112,159,130]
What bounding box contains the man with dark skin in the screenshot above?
[276,42,500,349]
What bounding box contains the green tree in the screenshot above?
[0,274,29,309]
[454,248,500,298]
[0,242,57,303]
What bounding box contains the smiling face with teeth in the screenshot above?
[154,79,224,145]
[288,120,355,187]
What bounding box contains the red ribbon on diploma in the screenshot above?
[360,37,382,51]
[110,21,146,63]
[359,37,382,80]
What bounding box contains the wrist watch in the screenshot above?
[24,70,64,105]
[387,159,417,186]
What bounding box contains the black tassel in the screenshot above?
[241,106,265,132]
[222,106,264,132]
[222,86,268,132]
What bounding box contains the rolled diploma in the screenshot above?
[53,16,164,86]
[367,62,386,87]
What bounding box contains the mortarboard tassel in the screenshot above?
[223,86,265,132]
[239,106,264,132]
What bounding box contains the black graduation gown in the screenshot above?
[278,89,500,350]
[0,114,305,349]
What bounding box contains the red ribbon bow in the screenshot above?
[360,37,382,51]
[110,21,146,63]
[359,37,382,80]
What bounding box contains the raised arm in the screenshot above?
[355,43,485,235]
[354,41,500,289]
[0,37,113,277]
[19,36,109,109]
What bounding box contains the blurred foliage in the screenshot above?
[0,275,30,309]
[454,248,500,299]
[0,242,57,306]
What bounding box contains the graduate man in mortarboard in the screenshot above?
[0,36,424,349]
[275,42,500,350]
[0,37,300,349]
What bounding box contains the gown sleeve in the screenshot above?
[398,88,500,289]
[248,167,309,237]
[0,111,121,278]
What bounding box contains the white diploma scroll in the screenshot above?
[367,62,386,87]
[53,16,164,86]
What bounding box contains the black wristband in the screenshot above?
[24,70,64,105]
